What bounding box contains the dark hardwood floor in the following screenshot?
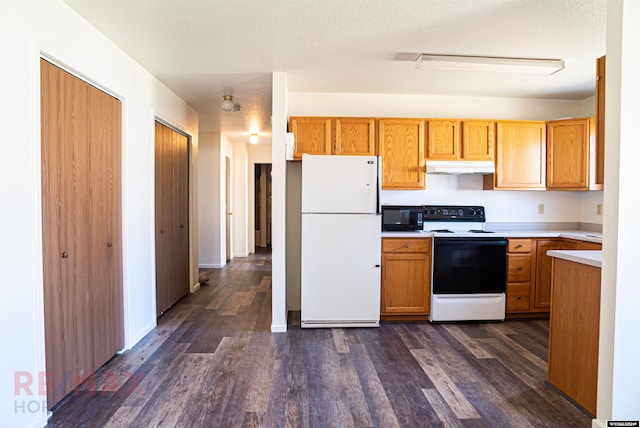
[47,250,592,427]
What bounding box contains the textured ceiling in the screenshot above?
[63,0,606,143]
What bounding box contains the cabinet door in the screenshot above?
[462,120,495,160]
[335,118,376,156]
[379,119,426,189]
[547,118,593,190]
[492,121,546,189]
[289,117,332,160]
[534,239,577,309]
[427,119,460,159]
[381,252,430,315]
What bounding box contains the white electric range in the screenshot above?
[423,205,507,322]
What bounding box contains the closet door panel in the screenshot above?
[155,122,189,315]
[87,84,124,368]
[41,59,123,407]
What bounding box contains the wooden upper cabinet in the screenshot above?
[547,117,600,190]
[595,55,606,187]
[335,117,376,156]
[484,121,546,190]
[378,118,426,190]
[427,119,494,160]
[289,117,332,160]
[427,119,460,159]
[462,120,495,160]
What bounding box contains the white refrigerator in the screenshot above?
[301,154,381,328]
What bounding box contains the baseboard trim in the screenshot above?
[199,263,223,268]
[592,419,606,428]
[126,320,156,350]
[270,323,287,333]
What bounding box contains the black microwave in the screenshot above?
[381,205,424,231]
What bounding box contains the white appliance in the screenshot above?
[426,160,495,175]
[424,206,507,322]
[301,154,381,328]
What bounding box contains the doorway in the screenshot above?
[226,156,232,262]
[254,163,272,250]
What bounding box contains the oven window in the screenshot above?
[433,238,507,294]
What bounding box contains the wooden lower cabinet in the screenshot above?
[548,257,601,415]
[381,238,431,321]
[506,237,601,317]
[534,239,576,310]
[506,239,534,314]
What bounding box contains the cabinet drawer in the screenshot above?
[508,254,531,282]
[508,239,532,253]
[382,238,431,253]
[507,283,531,312]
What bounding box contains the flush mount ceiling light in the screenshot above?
[416,54,565,75]
[221,95,241,112]
[249,133,259,144]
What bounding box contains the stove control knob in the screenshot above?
[458,209,464,216]
[430,209,437,215]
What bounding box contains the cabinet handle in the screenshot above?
[517,266,523,271]
[516,295,522,300]
[62,251,68,259]
[180,225,184,228]
[403,244,410,248]
[107,242,112,248]
[515,244,523,248]
[160,229,164,234]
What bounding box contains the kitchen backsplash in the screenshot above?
[380,174,603,224]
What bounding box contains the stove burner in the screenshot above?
[468,229,495,233]
[430,229,454,233]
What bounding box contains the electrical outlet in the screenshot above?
[597,204,603,216]
[538,203,545,214]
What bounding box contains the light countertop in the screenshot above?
[381,230,602,244]
[546,250,602,268]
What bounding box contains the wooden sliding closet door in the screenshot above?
[41,59,123,408]
[155,121,189,316]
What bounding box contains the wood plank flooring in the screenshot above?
[47,249,592,427]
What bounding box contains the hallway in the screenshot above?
[47,250,591,427]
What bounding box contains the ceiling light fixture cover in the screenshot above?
[222,95,235,112]
[249,133,259,144]
[416,54,565,75]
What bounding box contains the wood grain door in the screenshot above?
[546,118,592,190]
[462,120,495,160]
[493,121,546,189]
[289,117,332,159]
[41,59,123,408]
[334,117,376,155]
[534,239,577,310]
[426,119,460,160]
[155,121,189,315]
[378,118,426,189]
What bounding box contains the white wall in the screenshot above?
[0,2,198,427]
[198,132,222,268]
[595,0,640,425]
[271,72,288,332]
[286,162,302,310]
[233,143,249,257]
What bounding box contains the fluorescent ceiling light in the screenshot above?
[417,54,564,75]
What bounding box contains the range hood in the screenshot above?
[426,160,495,175]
